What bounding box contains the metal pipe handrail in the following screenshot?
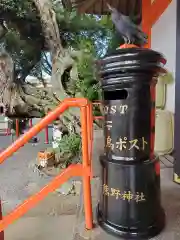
[0,98,93,234]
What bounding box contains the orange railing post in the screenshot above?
[5,128,10,136]
[15,119,19,138]
[0,98,93,233]
[0,200,3,240]
[44,127,49,144]
[29,119,33,128]
[81,105,93,230]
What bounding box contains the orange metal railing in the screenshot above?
[14,101,99,142]
[15,119,49,144]
[0,98,93,234]
[13,102,100,144]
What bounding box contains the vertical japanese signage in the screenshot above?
[103,101,149,161]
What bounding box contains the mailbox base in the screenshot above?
[97,204,165,239]
[97,156,165,239]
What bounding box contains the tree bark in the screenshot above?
[33,0,83,133]
[0,0,84,134]
[0,51,58,118]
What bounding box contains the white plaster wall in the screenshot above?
[151,0,177,113]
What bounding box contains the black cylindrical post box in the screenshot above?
[97,47,166,239]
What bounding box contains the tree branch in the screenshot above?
[33,0,64,56]
[32,0,83,134]
[61,0,72,11]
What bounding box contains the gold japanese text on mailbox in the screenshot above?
[106,136,148,151]
[103,184,146,203]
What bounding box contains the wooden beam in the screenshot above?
[143,0,172,27]
[78,0,97,13]
[151,0,172,25]
[142,0,151,48]
[142,0,157,162]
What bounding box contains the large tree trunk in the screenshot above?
[0,51,58,118]
[33,0,83,133]
[0,0,84,134]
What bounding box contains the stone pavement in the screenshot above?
[0,126,53,213]
[0,127,179,240]
[5,215,76,240]
[0,122,79,240]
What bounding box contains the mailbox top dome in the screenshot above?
[102,47,166,66]
[97,47,166,78]
[97,48,167,89]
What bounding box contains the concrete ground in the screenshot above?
[0,119,54,213]
[5,216,76,240]
[0,119,79,240]
[0,126,179,240]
